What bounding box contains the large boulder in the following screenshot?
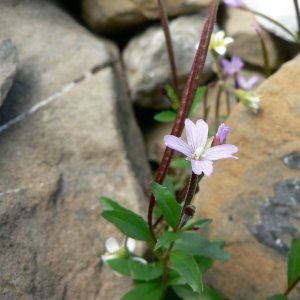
[0,0,150,299]
[194,54,300,299]
[0,39,18,107]
[82,0,211,33]
[122,12,216,109]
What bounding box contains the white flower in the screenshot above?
[209,31,234,56]
[234,89,261,113]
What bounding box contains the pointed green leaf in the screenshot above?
[154,231,181,251]
[188,86,206,118]
[173,232,231,261]
[170,250,203,293]
[131,260,162,281]
[102,210,151,241]
[163,175,176,197]
[265,295,288,300]
[154,110,177,122]
[150,181,181,229]
[105,258,131,276]
[183,218,212,230]
[288,238,300,287]
[172,285,200,299]
[121,282,163,300]
[100,196,129,212]
[194,256,214,274]
[166,84,180,110]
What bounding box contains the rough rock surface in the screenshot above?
[82,0,211,33]
[123,12,216,109]
[0,0,149,299]
[0,39,18,107]
[194,54,300,299]
[243,0,300,43]
[221,6,286,70]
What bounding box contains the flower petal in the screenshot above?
[195,119,208,148]
[204,144,238,160]
[214,46,226,56]
[164,135,191,157]
[126,238,136,253]
[132,257,147,264]
[192,160,213,176]
[105,237,120,253]
[185,119,198,151]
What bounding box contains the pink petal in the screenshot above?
[204,144,238,160]
[164,135,191,157]
[185,119,198,151]
[192,160,213,176]
[195,119,208,148]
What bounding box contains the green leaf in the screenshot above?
[170,250,203,293]
[150,181,181,229]
[102,210,151,241]
[105,258,131,276]
[131,260,162,281]
[121,281,163,300]
[172,158,191,169]
[188,86,206,118]
[166,84,180,110]
[172,285,200,300]
[163,175,176,198]
[265,295,288,300]
[288,238,300,287]
[154,231,181,251]
[100,196,129,212]
[183,218,212,230]
[173,232,231,261]
[194,256,214,274]
[200,285,224,300]
[154,110,177,122]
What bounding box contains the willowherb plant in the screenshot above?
[99,1,300,299]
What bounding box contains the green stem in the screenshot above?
[260,34,271,77]
[226,90,230,116]
[240,6,299,43]
[215,87,222,128]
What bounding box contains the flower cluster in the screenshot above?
[164,119,238,176]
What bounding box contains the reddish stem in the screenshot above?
[147,0,220,242]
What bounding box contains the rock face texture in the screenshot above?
[194,54,300,299]
[0,0,149,299]
[82,0,211,33]
[123,12,215,109]
[221,6,286,70]
[0,39,18,107]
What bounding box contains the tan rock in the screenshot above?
[0,1,149,299]
[82,0,211,33]
[221,6,286,70]
[194,54,300,299]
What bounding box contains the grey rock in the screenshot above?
[243,0,300,43]
[0,0,150,299]
[0,39,17,107]
[122,12,216,109]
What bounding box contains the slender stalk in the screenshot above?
[147,0,220,242]
[293,0,300,41]
[157,0,180,98]
[240,6,299,43]
[284,274,300,296]
[226,90,230,116]
[215,87,222,128]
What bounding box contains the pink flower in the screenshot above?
[221,56,244,75]
[212,123,231,146]
[223,0,243,7]
[237,74,259,90]
[164,119,238,176]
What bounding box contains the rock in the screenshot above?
[82,0,211,33]
[194,54,300,299]
[221,6,286,70]
[0,39,18,107]
[243,0,300,43]
[0,1,149,299]
[123,12,216,109]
